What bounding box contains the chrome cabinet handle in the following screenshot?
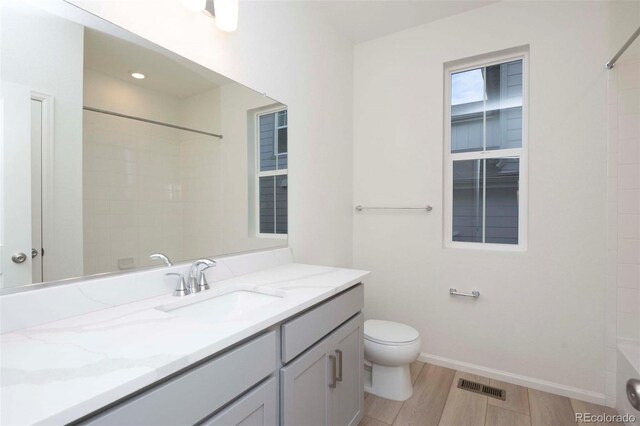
[11,253,27,264]
[335,350,343,382]
[31,249,38,258]
[329,355,337,389]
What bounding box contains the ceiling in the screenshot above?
[310,0,497,43]
[84,29,233,99]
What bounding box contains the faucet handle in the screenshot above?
[197,264,215,291]
[166,273,190,297]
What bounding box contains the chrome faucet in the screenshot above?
[188,258,216,293]
[150,253,173,267]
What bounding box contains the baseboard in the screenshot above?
[419,352,606,406]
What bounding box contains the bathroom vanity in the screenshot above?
[79,286,364,426]
[0,250,368,425]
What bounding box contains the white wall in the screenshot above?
[1,0,84,283]
[70,0,355,268]
[353,1,638,402]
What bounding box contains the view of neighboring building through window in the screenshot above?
[446,55,526,247]
[257,109,288,236]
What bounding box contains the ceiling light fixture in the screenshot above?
[131,72,146,79]
[183,0,238,33]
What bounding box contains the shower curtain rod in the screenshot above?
[83,106,223,139]
[605,26,640,70]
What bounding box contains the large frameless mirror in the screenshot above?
[0,0,288,292]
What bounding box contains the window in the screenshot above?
[256,108,288,237]
[444,52,527,249]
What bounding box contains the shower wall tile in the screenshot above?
[618,288,640,313]
[607,45,640,406]
[618,138,640,165]
[618,264,640,289]
[83,113,224,276]
[619,214,640,239]
[617,312,640,340]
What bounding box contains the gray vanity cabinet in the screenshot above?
[77,332,277,426]
[201,377,277,426]
[280,313,364,426]
[280,338,332,426]
[330,314,364,426]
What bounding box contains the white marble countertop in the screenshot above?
[0,263,369,425]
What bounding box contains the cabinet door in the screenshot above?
[330,313,364,426]
[201,378,277,426]
[280,339,331,426]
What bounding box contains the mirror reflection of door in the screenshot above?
[30,98,43,283]
[0,87,48,288]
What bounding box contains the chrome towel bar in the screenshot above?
[449,288,480,298]
[355,205,433,212]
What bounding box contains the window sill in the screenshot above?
[256,233,288,240]
[444,241,527,252]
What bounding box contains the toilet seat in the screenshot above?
[364,320,419,346]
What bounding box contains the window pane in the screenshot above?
[452,160,484,242]
[259,113,276,171]
[486,107,522,150]
[485,60,523,151]
[277,110,287,127]
[452,68,484,105]
[451,68,484,153]
[259,176,275,234]
[485,158,519,244]
[277,127,288,155]
[275,175,288,234]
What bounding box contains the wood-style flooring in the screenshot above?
[359,361,622,426]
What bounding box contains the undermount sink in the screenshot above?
[156,287,284,323]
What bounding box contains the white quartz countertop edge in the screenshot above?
[1,264,369,426]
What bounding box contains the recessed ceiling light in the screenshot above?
[131,72,145,80]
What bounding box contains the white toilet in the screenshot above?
[364,319,421,401]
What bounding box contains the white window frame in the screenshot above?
[255,106,288,239]
[443,49,528,251]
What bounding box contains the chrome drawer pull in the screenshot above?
[329,355,337,389]
[335,350,343,382]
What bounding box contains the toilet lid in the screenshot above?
[364,319,419,345]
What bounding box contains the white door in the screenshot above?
[1,81,33,288]
[30,98,43,283]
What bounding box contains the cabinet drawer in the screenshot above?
[80,331,276,426]
[281,284,363,363]
[200,377,276,426]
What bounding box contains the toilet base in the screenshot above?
[364,363,413,401]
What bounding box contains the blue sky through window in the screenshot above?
[451,68,484,105]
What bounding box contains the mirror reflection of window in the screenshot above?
[256,108,288,237]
